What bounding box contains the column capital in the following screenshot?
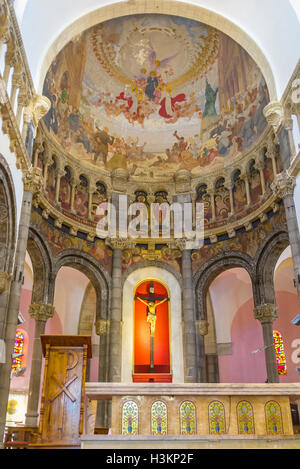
[0,272,12,294]
[254,303,278,324]
[271,170,296,199]
[22,166,44,194]
[95,319,110,336]
[29,303,54,322]
[24,94,51,128]
[105,237,134,251]
[196,320,209,336]
[263,101,284,133]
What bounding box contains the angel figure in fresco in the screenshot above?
[135,297,169,336]
[92,126,115,165]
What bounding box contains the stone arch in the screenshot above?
[52,249,111,321]
[27,226,54,304]
[254,228,290,305]
[193,250,255,321]
[122,259,182,289]
[121,262,184,383]
[0,153,17,275]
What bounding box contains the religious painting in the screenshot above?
[121,400,139,435]
[59,166,72,210]
[91,182,107,223]
[265,401,283,435]
[30,210,113,274]
[74,175,89,219]
[133,281,170,376]
[42,14,269,178]
[248,160,262,205]
[208,400,226,434]
[233,170,247,213]
[236,401,255,434]
[151,401,168,435]
[45,156,57,204]
[179,401,197,435]
[263,154,275,190]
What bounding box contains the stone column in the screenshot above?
[95,319,110,428]
[0,167,43,446]
[271,172,300,300]
[254,304,279,383]
[265,101,300,302]
[107,240,124,383]
[0,273,12,363]
[177,240,198,382]
[195,319,209,383]
[25,303,54,427]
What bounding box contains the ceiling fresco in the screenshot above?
[42,14,270,178]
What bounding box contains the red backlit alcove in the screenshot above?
[133,280,172,383]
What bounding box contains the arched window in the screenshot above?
[151,400,168,435]
[237,401,255,434]
[11,329,27,377]
[179,401,197,435]
[273,330,287,376]
[121,400,139,435]
[208,400,226,434]
[265,401,283,434]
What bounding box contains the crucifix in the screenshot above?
[135,281,169,371]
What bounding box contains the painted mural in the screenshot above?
[30,210,113,273]
[191,203,287,273]
[43,14,269,178]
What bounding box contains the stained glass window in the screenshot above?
[273,330,287,376]
[237,401,255,434]
[151,401,167,435]
[179,401,197,435]
[121,400,139,435]
[11,330,26,377]
[265,400,283,434]
[208,400,225,434]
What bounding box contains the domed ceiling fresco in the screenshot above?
[43,14,270,178]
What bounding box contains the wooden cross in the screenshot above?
[135,281,169,371]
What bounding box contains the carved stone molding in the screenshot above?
[0,272,12,294]
[29,303,54,322]
[24,94,51,129]
[174,169,191,193]
[271,171,296,199]
[22,166,43,194]
[95,319,110,336]
[196,320,209,336]
[254,303,279,324]
[263,101,284,133]
[105,237,134,251]
[111,168,129,192]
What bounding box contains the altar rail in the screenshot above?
[84,382,300,439]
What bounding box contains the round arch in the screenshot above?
[121,264,184,383]
[37,0,277,100]
[193,250,256,321]
[51,249,111,321]
[254,229,290,305]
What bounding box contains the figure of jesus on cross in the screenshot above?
[135,281,169,370]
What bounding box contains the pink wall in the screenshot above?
[218,297,266,383]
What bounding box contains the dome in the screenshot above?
[42,13,270,180]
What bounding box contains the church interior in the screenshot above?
[0,0,300,450]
